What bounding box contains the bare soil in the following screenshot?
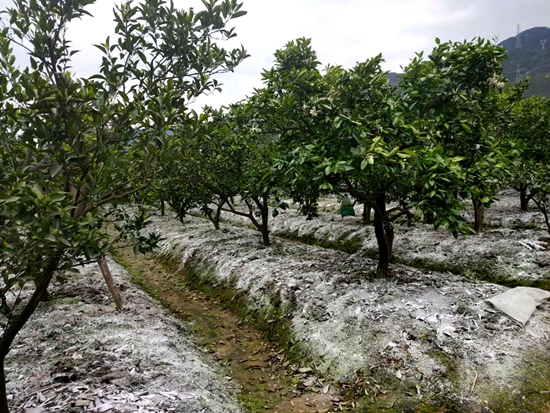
[6,188,550,413]
[6,260,244,413]
[112,245,340,413]
[144,196,550,412]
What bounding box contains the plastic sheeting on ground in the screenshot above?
[486,286,550,326]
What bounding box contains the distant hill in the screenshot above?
[386,27,550,98]
[388,72,401,86]
[500,26,550,98]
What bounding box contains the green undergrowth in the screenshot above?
[265,222,549,292]
[398,256,550,291]
[111,251,161,298]
[346,348,470,413]
[154,248,312,365]
[112,247,307,412]
[511,220,540,231]
[152,249,475,413]
[180,209,550,292]
[353,352,550,412]
[356,396,472,413]
[480,357,550,413]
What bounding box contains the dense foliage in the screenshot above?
[509,95,550,234]
[0,0,247,410]
[2,1,550,410]
[163,37,528,279]
[400,38,521,232]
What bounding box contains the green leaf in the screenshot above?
[0,196,21,203]
[388,147,399,157]
[31,185,43,199]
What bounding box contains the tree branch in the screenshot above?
[83,185,147,215]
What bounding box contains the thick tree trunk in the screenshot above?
[472,198,484,233]
[519,186,530,211]
[373,192,393,279]
[98,257,122,310]
[362,203,372,224]
[0,256,60,412]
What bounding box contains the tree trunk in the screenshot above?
[212,203,223,230]
[160,198,165,216]
[362,203,371,224]
[472,198,484,233]
[519,186,530,211]
[211,217,221,230]
[0,354,6,413]
[543,209,550,236]
[0,256,60,412]
[532,198,550,236]
[98,257,122,310]
[424,211,435,225]
[373,192,393,279]
[260,203,270,246]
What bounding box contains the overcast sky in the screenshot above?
[1,0,549,109]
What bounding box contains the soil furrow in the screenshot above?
[112,245,347,413]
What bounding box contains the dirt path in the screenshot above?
[112,246,347,413]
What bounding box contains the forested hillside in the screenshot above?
[388,26,550,97]
[500,26,550,97]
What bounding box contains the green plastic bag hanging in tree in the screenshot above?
[340,195,355,217]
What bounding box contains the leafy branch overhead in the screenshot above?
[0,0,248,410]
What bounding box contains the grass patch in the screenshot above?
[165,251,306,361]
[482,357,550,413]
[511,220,540,231]
[398,256,550,291]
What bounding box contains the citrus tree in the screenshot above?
[508,95,550,232]
[243,39,467,278]
[163,108,241,231]
[0,0,247,409]
[399,38,517,232]
[164,103,285,246]
[508,95,550,211]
